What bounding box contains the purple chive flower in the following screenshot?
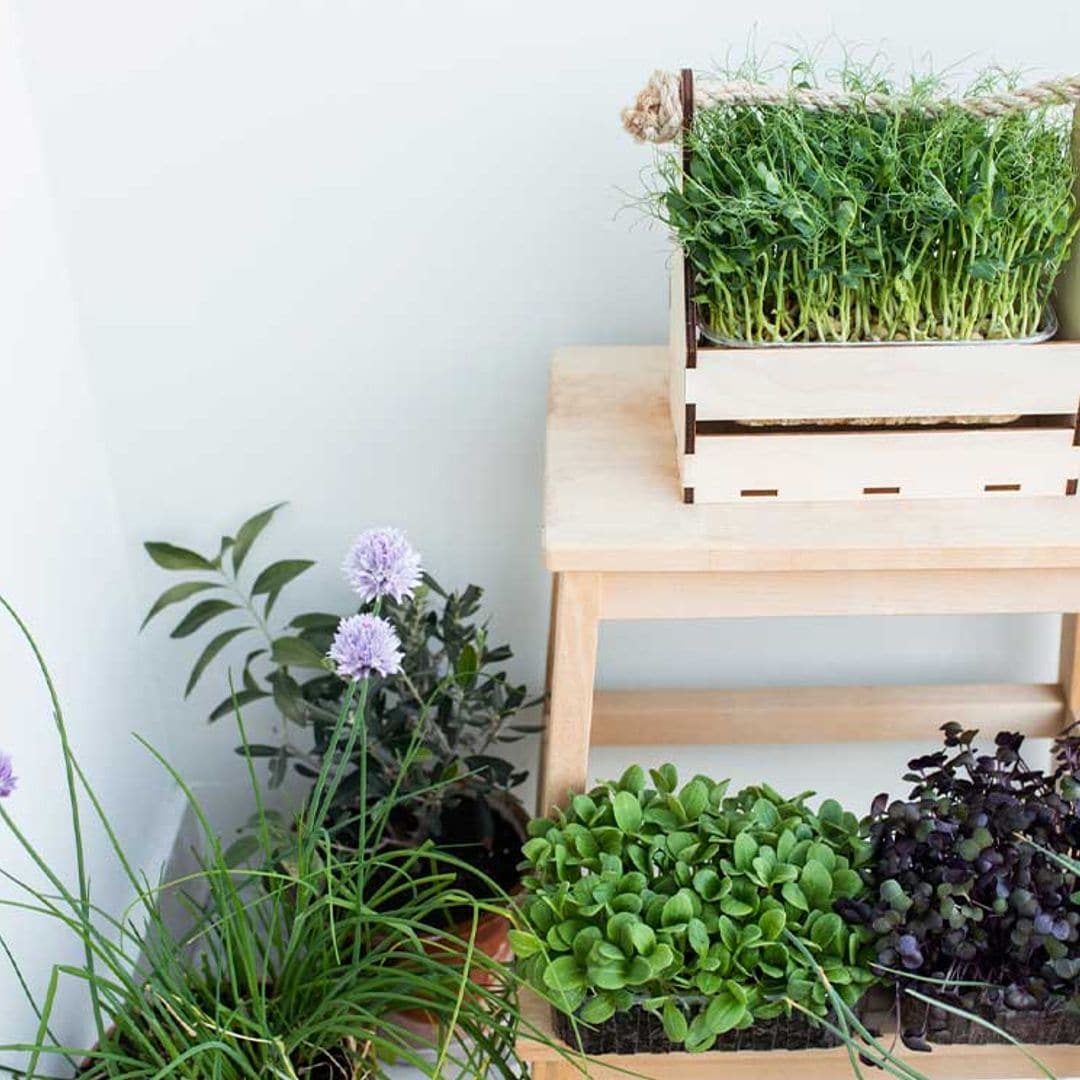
[329,614,403,681]
[343,527,422,604]
[0,752,16,798]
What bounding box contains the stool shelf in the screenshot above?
[528,346,1080,1078]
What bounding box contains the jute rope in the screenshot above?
[623,69,1080,143]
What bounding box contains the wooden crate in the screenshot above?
[670,250,1080,504]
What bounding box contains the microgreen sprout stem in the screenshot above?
[653,53,1079,344]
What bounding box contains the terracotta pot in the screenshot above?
[389,793,529,1031]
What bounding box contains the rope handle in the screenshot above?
[623,69,1080,144]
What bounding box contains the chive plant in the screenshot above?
[656,57,1079,344]
[0,596,556,1079]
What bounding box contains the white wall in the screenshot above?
[3,7,1079,1041]
[0,5,179,1061]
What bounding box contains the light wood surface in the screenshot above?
[1059,614,1080,727]
[544,347,1080,572]
[516,990,1080,1079]
[686,428,1075,502]
[590,683,1065,746]
[687,338,1080,421]
[539,572,601,812]
[599,568,1080,619]
[536,348,1080,1076]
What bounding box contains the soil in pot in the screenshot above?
[901,994,1080,1046]
[553,1003,841,1055]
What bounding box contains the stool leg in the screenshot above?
[1060,614,1080,729]
[538,572,601,815]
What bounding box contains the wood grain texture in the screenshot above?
[543,346,1080,572]
[686,427,1076,502]
[538,572,600,814]
[590,683,1065,746]
[1059,613,1080,725]
[599,568,1080,619]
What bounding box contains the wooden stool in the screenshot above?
[517,345,1080,1079]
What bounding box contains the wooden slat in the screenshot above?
[516,990,1080,1079]
[538,572,601,814]
[688,341,1080,420]
[1059,613,1080,728]
[685,427,1077,503]
[600,569,1080,619]
[670,259,1080,424]
[590,683,1065,746]
[543,347,1080,573]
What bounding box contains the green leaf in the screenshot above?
[685,1011,717,1053]
[507,929,542,959]
[693,867,723,901]
[543,956,586,992]
[270,669,305,721]
[687,917,709,957]
[810,913,843,951]
[733,831,758,872]
[750,797,780,829]
[831,868,864,899]
[144,541,216,572]
[617,764,646,794]
[141,581,221,630]
[781,882,809,912]
[628,922,656,955]
[777,829,797,862]
[662,1000,688,1043]
[579,994,616,1024]
[231,503,285,574]
[209,687,269,722]
[719,896,754,918]
[270,636,327,670]
[650,764,678,795]
[241,649,267,693]
[171,599,239,639]
[800,860,833,909]
[251,559,315,596]
[185,626,251,696]
[456,643,479,681]
[612,791,643,834]
[661,891,694,928]
[704,989,745,1037]
[289,612,341,631]
[759,908,786,941]
[679,779,709,819]
[223,833,260,867]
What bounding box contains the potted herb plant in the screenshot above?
[0,595,546,1078]
[838,722,1080,1047]
[142,506,540,963]
[511,763,877,1054]
[622,53,1080,504]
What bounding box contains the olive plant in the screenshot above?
[512,764,877,1052]
[142,505,540,872]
